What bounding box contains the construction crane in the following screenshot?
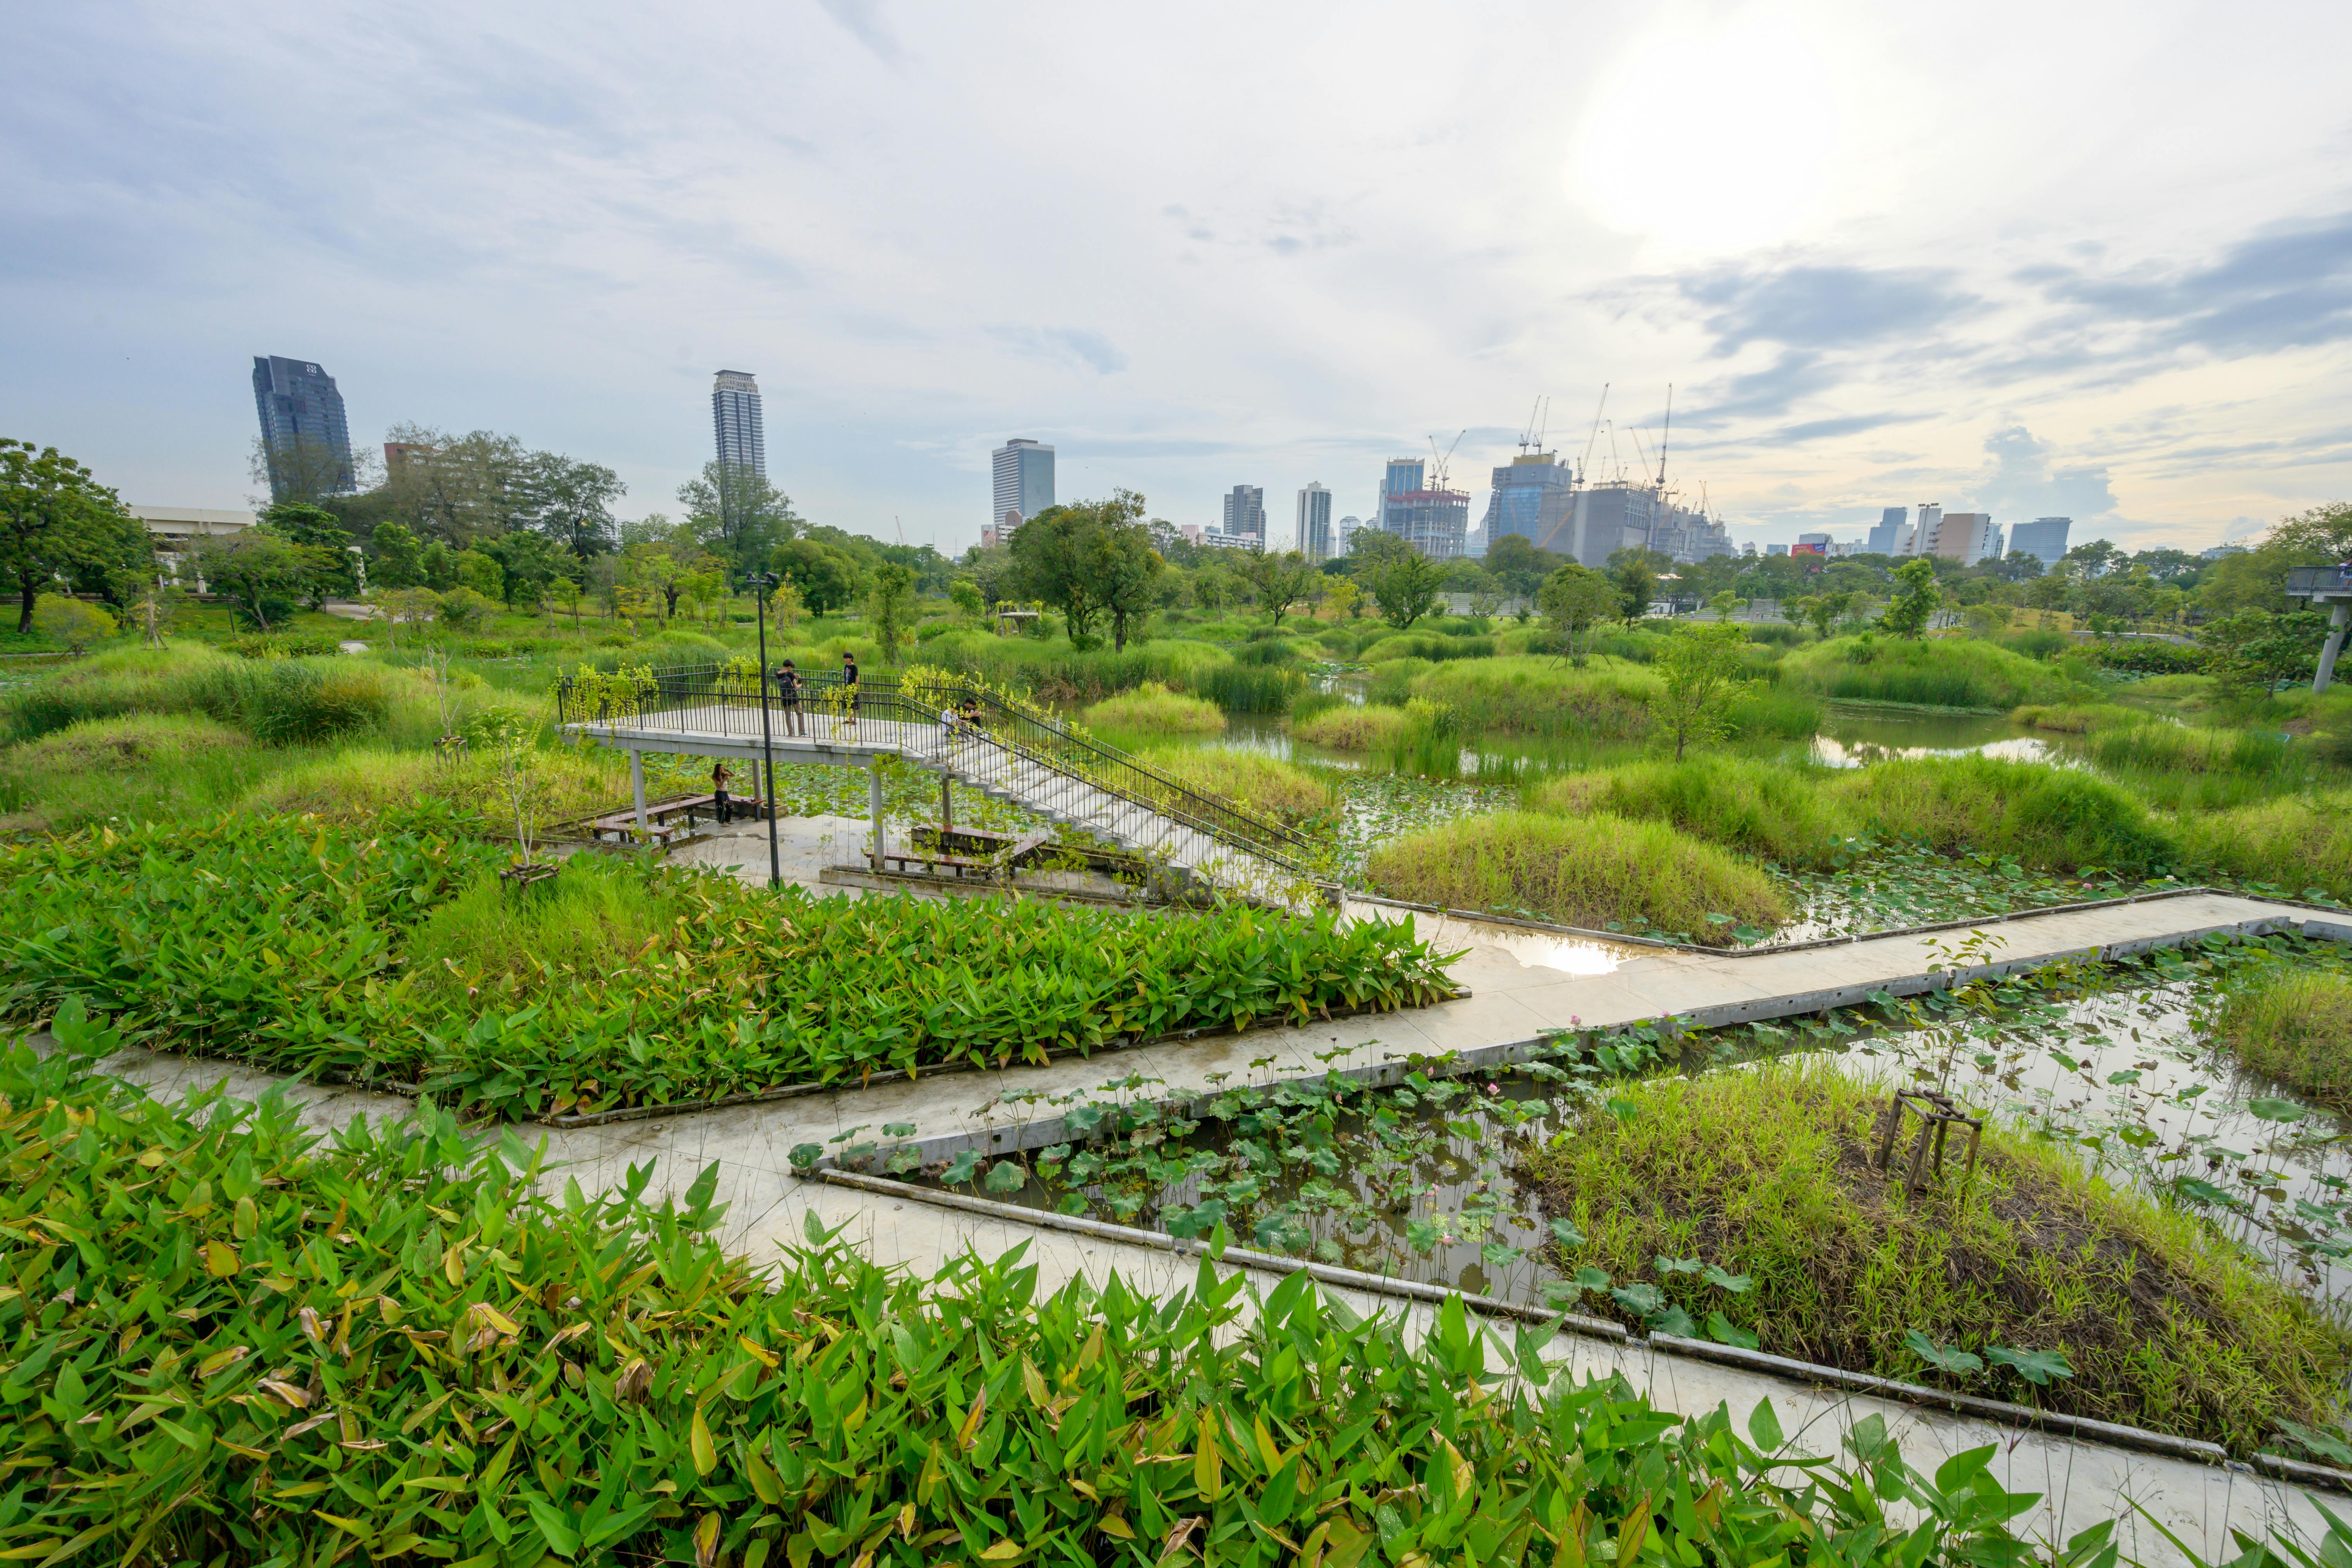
[1657,385,1673,488]
[1578,384,1610,485]
[1428,429,1465,491]
[1517,396,1552,457]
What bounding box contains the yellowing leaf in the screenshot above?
[980,1542,1023,1561]
[1098,1515,1135,1540]
[1194,1423,1223,1501]
[204,1240,240,1278]
[690,1406,718,1476]
[956,1387,988,1451]
[737,1335,780,1369]
[1021,1355,1050,1411]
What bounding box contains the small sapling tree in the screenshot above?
[1649,620,1751,762]
[1539,563,1619,667]
[1880,559,1941,639]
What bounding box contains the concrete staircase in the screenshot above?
[908,728,1313,907]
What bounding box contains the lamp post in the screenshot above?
[742,571,784,889]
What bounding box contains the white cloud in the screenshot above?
[0,0,2347,554]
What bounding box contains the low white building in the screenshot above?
[129,505,255,585]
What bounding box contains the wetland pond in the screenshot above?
[839,931,2352,1446]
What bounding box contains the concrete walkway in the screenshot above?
[62,884,2352,1565]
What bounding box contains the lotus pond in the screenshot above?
[847,928,2352,1454]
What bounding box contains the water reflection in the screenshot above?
[1809,702,2053,768]
[1812,734,2054,767]
[1342,901,1626,976]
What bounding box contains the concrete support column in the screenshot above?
[631,750,647,837]
[2317,603,2350,695]
[869,760,885,870]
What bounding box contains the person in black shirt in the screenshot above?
[840,650,860,725]
[774,658,804,736]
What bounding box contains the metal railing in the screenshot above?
[2285,565,2352,599]
[554,665,1321,879]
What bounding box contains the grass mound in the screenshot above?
[2179,788,2352,897]
[1407,656,1656,739]
[1522,1062,2349,1451]
[0,641,424,747]
[1366,809,1787,942]
[1083,680,1227,735]
[1537,755,1849,866]
[0,713,284,833]
[239,744,623,825]
[6,711,247,768]
[1291,703,1413,751]
[2011,703,2146,734]
[1787,635,2082,710]
[2213,969,2352,1105]
[1832,755,2178,876]
[1143,746,1332,816]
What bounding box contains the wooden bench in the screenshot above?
[580,793,771,846]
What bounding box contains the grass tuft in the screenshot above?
[1291,703,1414,752]
[1521,1061,2350,1451]
[1142,746,1333,816]
[2212,969,2352,1106]
[1365,808,1787,941]
[1081,681,1227,736]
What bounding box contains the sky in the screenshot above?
[6,0,2351,558]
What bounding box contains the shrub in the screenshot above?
[1230,638,1299,665]
[2083,638,2206,674]
[1143,746,1333,816]
[1537,756,1852,866]
[1742,622,1806,646]
[239,744,620,826]
[2000,627,2072,660]
[1366,809,1787,941]
[0,1032,2083,1568]
[2010,703,2146,733]
[223,631,342,658]
[29,594,117,652]
[2213,968,2352,1104]
[0,824,1454,1117]
[1291,703,1414,751]
[1361,633,1495,663]
[1081,681,1226,736]
[1522,1061,2349,1450]
[240,659,397,743]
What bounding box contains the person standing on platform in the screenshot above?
[711,760,733,824]
[774,658,804,736]
[840,649,860,727]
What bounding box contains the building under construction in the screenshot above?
[1375,457,1472,560]
[1482,390,1734,568]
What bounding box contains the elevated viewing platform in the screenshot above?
[556,665,1331,906]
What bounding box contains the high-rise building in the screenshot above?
[1376,457,1469,559]
[2008,517,2071,566]
[990,438,1055,541]
[1902,503,1944,559]
[1337,516,1365,554]
[1794,532,1832,557]
[1295,483,1333,560]
[250,355,355,501]
[1915,510,2000,566]
[1223,485,1266,541]
[1480,452,1577,550]
[711,371,767,478]
[1866,506,1907,556]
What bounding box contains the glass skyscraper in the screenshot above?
[1222,485,1266,540]
[1480,453,1575,547]
[2007,517,2072,566]
[991,439,1055,538]
[250,355,355,501]
[712,371,767,478]
[1295,483,1332,560]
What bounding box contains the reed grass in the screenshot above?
[1786,635,2084,711]
[1291,703,1414,751]
[1080,680,1228,735]
[1406,655,1658,739]
[1142,745,1333,816]
[2212,968,2352,1107]
[0,715,284,832]
[1364,808,1787,941]
[1537,755,1849,866]
[2177,787,2352,897]
[238,745,625,826]
[1522,1060,2348,1451]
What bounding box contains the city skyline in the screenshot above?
[7,3,2348,556]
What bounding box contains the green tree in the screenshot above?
[1098,521,1164,652]
[1537,563,1619,667]
[523,451,625,558]
[260,501,356,606]
[480,529,569,609]
[770,538,861,614]
[367,520,425,590]
[1879,558,1941,638]
[1803,589,1855,638]
[1008,490,1154,646]
[864,563,918,664]
[0,440,149,634]
[1607,547,1670,624]
[1240,545,1317,629]
[189,530,313,631]
[1363,546,1445,629]
[1650,620,1751,762]
[2202,608,2331,694]
[1482,533,1561,602]
[678,461,800,570]
[453,548,505,601]
[948,577,984,620]
[32,594,116,653]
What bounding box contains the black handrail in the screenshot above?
[2284,565,2352,597]
[554,664,1321,876]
